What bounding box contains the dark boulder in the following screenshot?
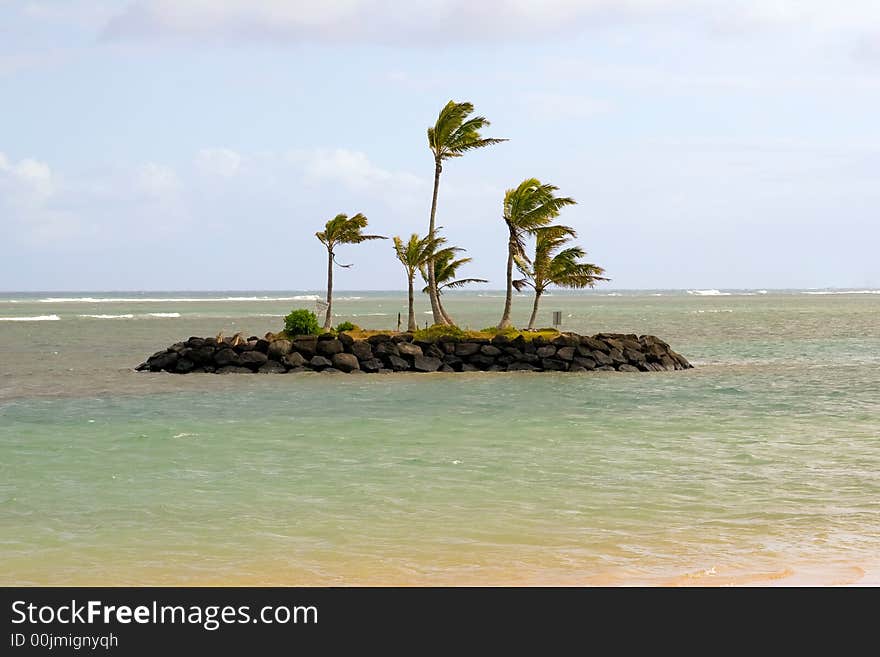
[386,355,410,371]
[592,351,613,366]
[316,339,343,357]
[317,332,336,341]
[442,354,463,371]
[556,346,575,361]
[397,342,423,358]
[536,345,557,359]
[284,352,306,368]
[461,363,479,372]
[541,358,568,371]
[185,337,206,348]
[337,332,355,348]
[618,364,640,373]
[254,338,270,353]
[367,333,392,345]
[374,341,400,358]
[214,349,239,367]
[331,353,360,373]
[508,361,538,371]
[608,348,627,364]
[580,336,610,353]
[175,358,195,373]
[573,357,597,370]
[309,355,333,370]
[439,364,455,373]
[425,343,444,359]
[468,354,495,369]
[413,355,442,372]
[455,342,481,357]
[239,351,268,370]
[267,339,292,360]
[350,340,373,361]
[552,335,578,348]
[624,348,646,364]
[360,358,383,373]
[392,333,414,343]
[480,344,502,357]
[292,337,318,358]
[257,361,287,374]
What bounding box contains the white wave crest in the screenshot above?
[79,314,135,319]
[38,295,322,303]
[0,315,61,321]
[803,290,880,295]
[146,313,181,318]
[687,289,731,296]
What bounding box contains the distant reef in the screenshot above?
[136,331,692,374]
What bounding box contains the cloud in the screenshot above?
[135,162,180,197]
[195,148,242,178]
[99,1,880,45]
[290,147,424,195]
[1,152,189,245]
[0,152,54,199]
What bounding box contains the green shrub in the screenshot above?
[283,308,320,336]
[336,321,359,332]
[412,324,467,342]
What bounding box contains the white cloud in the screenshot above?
[291,147,423,194]
[0,153,54,199]
[135,162,180,197]
[195,147,242,177]
[99,1,880,45]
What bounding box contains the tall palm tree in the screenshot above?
[393,233,444,332]
[421,246,487,326]
[515,226,609,329]
[498,179,576,329]
[426,100,506,325]
[316,213,385,330]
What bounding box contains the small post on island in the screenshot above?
[552,311,562,328]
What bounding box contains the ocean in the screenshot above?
[1,289,878,585]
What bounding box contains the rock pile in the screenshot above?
[137,332,692,374]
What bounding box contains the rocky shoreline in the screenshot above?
[137,331,692,374]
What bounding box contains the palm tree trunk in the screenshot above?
[438,294,454,325]
[407,273,417,332]
[323,249,334,330]
[527,289,543,330]
[498,227,516,328]
[426,160,446,325]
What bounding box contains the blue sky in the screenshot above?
[1,1,879,290]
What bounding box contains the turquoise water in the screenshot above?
[1,290,879,585]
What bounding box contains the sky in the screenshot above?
[1,0,879,291]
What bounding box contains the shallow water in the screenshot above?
[1,290,878,585]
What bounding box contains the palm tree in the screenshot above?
[393,233,443,332]
[426,100,506,325]
[421,246,487,326]
[515,226,609,329]
[316,213,385,330]
[498,179,576,329]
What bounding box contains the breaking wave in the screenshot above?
[0,315,61,321]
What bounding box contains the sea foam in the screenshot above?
[0,315,61,321]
